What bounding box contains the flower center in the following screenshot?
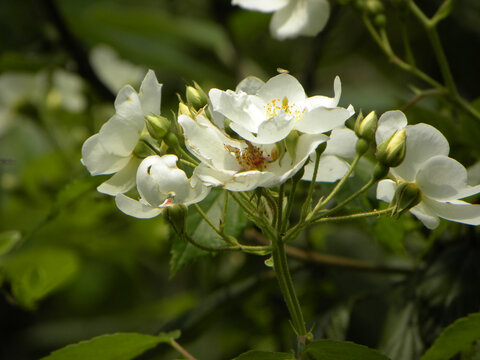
[225,142,278,171]
[264,97,305,121]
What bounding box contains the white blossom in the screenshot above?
[209,73,353,145]
[115,155,210,218]
[178,111,327,191]
[81,70,162,196]
[232,0,330,40]
[376,111,480,229]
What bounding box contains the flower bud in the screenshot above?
[374,14,387,27]
[315,141,327,157]
[178,101,192,117]
[133,135,155,158]
[376,129,406,168]
[186,82,208,109]
[164,132,182,150]
[365,0,384,14]
[372,163,389,181]
[356,138,370,155]
[145,115,170,140]
[355,110,377,142]
[163,204,188,236]
[392,182,422,216]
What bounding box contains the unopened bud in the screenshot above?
[365,0,384,14]
[178,102,192,117]
[186,82,208,109]
[164,132,182,150]
[163,204,188,236]
[373,163,389,181]
[374,14,387,27]
[392,182,422,216]
[355,110,377,142]
[145,115,170,140]
[376,129,406,168]
[356,138,370,155]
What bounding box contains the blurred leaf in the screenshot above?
[421,313,480,360]
[40,331,180,360]
[378,302,423,360]
[373,216,406,255]
[3,247,80,309]
[170,190,248,276]
[0,230,21,256]
[233,350,294,360]
[304,340,390,360]
[320,302,353,341]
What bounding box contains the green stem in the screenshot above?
[170,339,197,360]
[277,184,285,232]
[301,151,321,220]
[282,179,298,234]
[312,206,395,224]
[185,234,239,252]
[408,1,458,95]
[194,203,236,245]
[271,233,307,347]
[310,153,361,216]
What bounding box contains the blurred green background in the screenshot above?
[1,0,480,359]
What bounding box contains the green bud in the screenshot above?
[186,86,204,110]
[356,138,370,155]
[133,135,155,158]
[315,141,327,156]
[145,115,170,140]
[376,129,406,168]
[178,102,192,117]
[365,0,384,14]
[164,132,184,150]
[355,110,377,142]
[163,204,188,236]
[374,14,387,27]
[392,182,422,216]
[373,163,389,181]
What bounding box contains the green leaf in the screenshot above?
[170,190,248,276]
[304,340,390,360]
[3,247,80,309]
[421,313,480,360]
[373,216,406,255]
[233,350,294,360]
[40,332,179,360]
[0,230,21,256]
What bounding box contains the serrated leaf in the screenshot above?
[233,350,294,360]
[170,190,248,276]
[40,332,178,360]
[421,313,480,360]
[304,340,390,360]
[0,230,21,256]
[3,247,80,309]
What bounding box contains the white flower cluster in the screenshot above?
[81,70,480,229]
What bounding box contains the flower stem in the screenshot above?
[170,339,197,360]
[312,206,394,224]
[194,203,237,245]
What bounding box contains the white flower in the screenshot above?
[178,112,327,191]
[115,155,210,218]
[81,70,162,196]
[232,0,330,40]
[209,73,354,145]
[376,111,480,229]
[302,127,358,182]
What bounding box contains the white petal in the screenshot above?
[138,69,162,116]
[296,106,353,134]
[235,76,265,95]
[97,157,141,195]
[375,110,408,145]
[230,111,296,144]
[184,172,211,205]
[257,74,306,106]
[423,197,480,226]
[115,194,162,219]
[114,85,144,131]
[409,202,440,229]
[376,179,397,203]
[98,114,142,157]
[232,171,277,191]
[209,88,265,133]
[232,0,289,12]
[270,0,330,40]
[392,123,450,182]
[416,155,480,201]
[324,127,357,158]
[178,113,242,171]
[305,76,342,109]
[303,154,350,183]
[81,134,130,175]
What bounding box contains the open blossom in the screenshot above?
[376,111,480,229]
[209,73,354,145]
[232,0,330,40]
[81,70,162,196]
[302,127,358,183]
[178,112,327,191]
[115,155,210,218]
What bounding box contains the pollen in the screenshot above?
[264,96,305,121]
[225,142,278,171]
